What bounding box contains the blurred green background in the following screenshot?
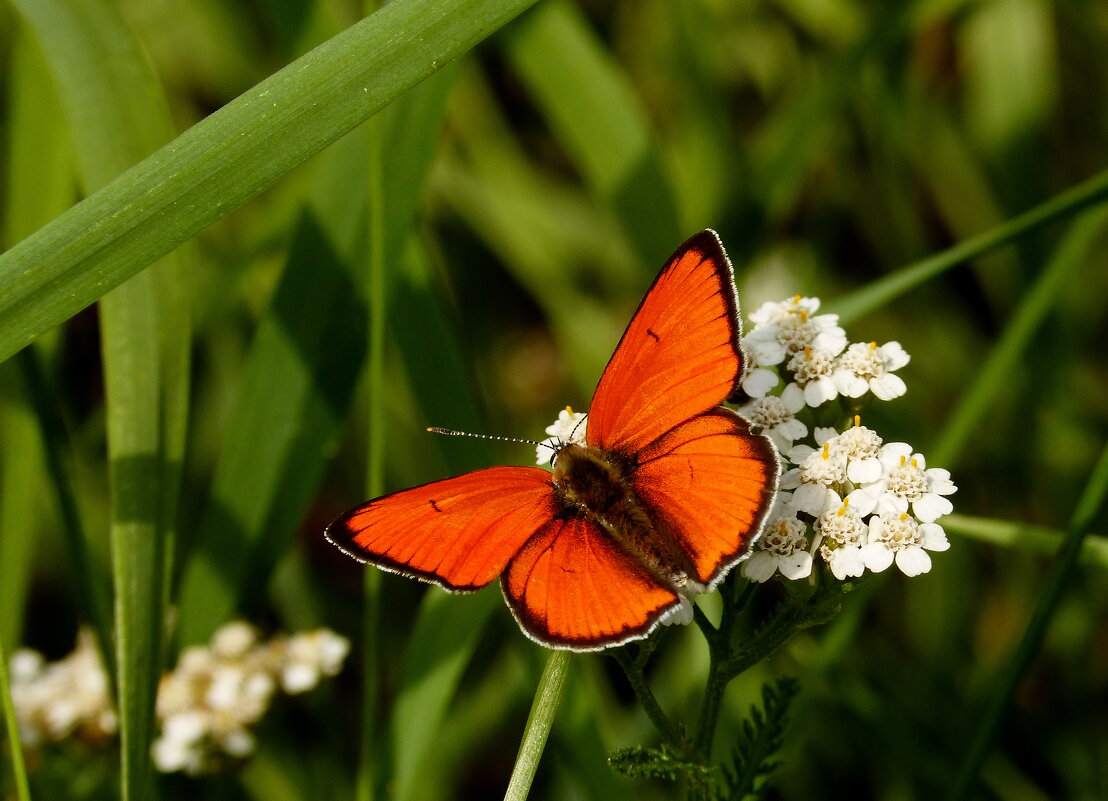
[1,0,1106,799]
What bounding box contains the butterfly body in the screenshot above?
[327,230,780,651]
[550,442,699,594]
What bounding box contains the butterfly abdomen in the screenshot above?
[552,444,696,588]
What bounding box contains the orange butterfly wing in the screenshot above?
[586,230,747,455]
[327,230,778,651]
[325,467,555,591]
[632,408,778,588]
[501,516,681,651]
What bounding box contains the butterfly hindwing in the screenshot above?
[631,408,779,588]
[501,515,681,650]
[326,466,556,592]
[586,230,745,455]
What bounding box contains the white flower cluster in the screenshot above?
[739,297,956,584]
[154,622,350,774]
[9,629,116,747]
[740,296,909,429]
[7,622,350,776]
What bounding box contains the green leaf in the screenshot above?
[721,677,800,801]
[176,211,364,647]
[392,588,499,801]
[11,2,192,798]
[608,744,711,783]
[829,167,1108,323]
[0,0,543,366]
[0,370,46,649]
[932,208,1108,468]
[505,0,681,264]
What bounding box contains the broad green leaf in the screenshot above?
[0,0,543,366]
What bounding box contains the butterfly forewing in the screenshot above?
[326,466,556,591]
[631,408,779,588]
[586,230,745,455]
[501,515,682,651]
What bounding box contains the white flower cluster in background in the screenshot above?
[153,622,349,774]
[8,621,350,776]
[9,629,116,747]
[739,296,956,584]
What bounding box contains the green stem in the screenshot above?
[611,649,685,750]
[0,630,32,801]
[829,165,1108,323]
[503,650,571,801]
[358,46,389,801]
[947,439,1108,801]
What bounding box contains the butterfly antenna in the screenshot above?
[427,427,544,448]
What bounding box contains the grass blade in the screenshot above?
[0,0,542,366]
[948,439,1108,800]
[829,166,1108,323]
[0,371,44,652]
[0,630,32,801]
[943,514,1108,569]
[932,209,1108,468]
[12,2,193,797]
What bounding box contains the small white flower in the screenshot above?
[815,500,869,580]
[740,383,807,451]
[849,443,956,522]
[742,514,814,582]
[832,420,885,484]
[740,366,780,398]
[219,728,256,758]
[861,514,949,577]
[781,442,847,516]
[785,348,841,407]
[211,622,258,660]
[746,296,847,357]
[535,407,587,465]
[281,663,320,694]
[832,341,910,401]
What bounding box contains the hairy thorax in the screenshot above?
[551,444,696,590]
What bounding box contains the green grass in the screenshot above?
[2,1,1107,799]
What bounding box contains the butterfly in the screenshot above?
[326,230,780,651]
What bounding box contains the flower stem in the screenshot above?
[611,648,685,750]
[503,649,571,801]
[947,439,1108,801]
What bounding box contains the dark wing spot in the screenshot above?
[687,459,695,484]
[646,328,660,342]
[560,566,577,574]
[429,499,443,513]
